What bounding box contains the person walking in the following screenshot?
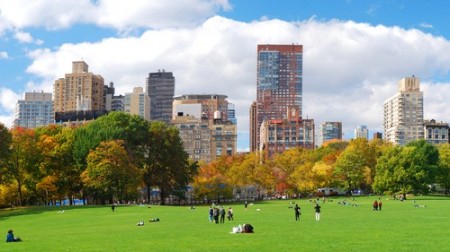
[378,200,383,211]
[373,200,379,211]
[294,204,301,221]
[314,203,321,221]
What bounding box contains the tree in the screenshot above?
[83,140,141,204]
[373,140,439,198]
[142,122,197,205]
[3,128,40,205]
[0,123,12,182]
[333,138,375,192]
[437,144,450,195]
[192,160,231,203]
[36,126,78,205]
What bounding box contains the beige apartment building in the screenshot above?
[54,61,105,113]
[124,87,150,120]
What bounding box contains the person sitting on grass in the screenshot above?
[6,230,21,242]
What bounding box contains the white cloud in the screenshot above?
[14,30,43,44]
[0,88,21,127]
[0,0,231,32]
[20,17,450,148]
[0,51,8,59]
[420,23,433,29]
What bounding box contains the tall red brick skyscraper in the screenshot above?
[250,44,303,152]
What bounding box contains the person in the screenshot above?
[219,206,226,224]
[242,224,254,233]
[314,203,321,221]
[111,204,115,212]
[213,207,219,224]
[244,201,248,210]
[378,200,382,211]
[209,207,213,222]
[6,230,21,242]
[227,207,234,221]
[373,200,379,211]
[136,220,144,226]
[294,204,301,221]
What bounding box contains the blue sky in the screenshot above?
[1,0,450,151]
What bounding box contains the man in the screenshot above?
[314,203,321,221]
[294,204,301,221]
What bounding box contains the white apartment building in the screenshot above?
[384,76,424,145]
[14,91,54,128]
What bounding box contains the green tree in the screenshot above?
[437,144,450,195]
[142,122,197,205]
[0,123,12,181]
[373,140,439,198]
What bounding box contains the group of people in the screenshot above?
[209,206,233,224]
[373,200,383,211]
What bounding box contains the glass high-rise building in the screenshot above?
[146,70,175,124]
[250,44,303,151]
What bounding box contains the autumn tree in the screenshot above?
[3,128,40,205]
[0,123,12,181]
[83,140,141,204]
[193,160,232,203]
[333,138,376,192]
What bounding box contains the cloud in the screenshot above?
[0,51,8,59]
[0,0,231,32]
[22,17,450,147]
[14,30,43,44]
[420,23,433,29]
[0,87,22,127]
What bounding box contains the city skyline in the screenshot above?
[2,1,450,151]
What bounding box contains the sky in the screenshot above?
[1,0,450,152]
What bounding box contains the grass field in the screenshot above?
[1,196,449,252]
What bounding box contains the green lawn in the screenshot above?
[1,196,449,251]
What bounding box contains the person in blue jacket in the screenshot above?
[6,230,21,242]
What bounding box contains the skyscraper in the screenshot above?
[384,76,424,145]
[354,125,369,139]
[146,70,175,124]
[250,44,303,152]
[13,91,54,128]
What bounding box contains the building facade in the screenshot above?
[124,87,150,120]
[54,61,105,113]
[250,44,303,152]
[317,122,343,146]
[424,119,449,145]
[259,106,314,158]
[172,94,237,162]
[13,91,54,128]
[384,76,424,145]
[146,70,175,124]
[171,114,212,163]
[354,125,369,139]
